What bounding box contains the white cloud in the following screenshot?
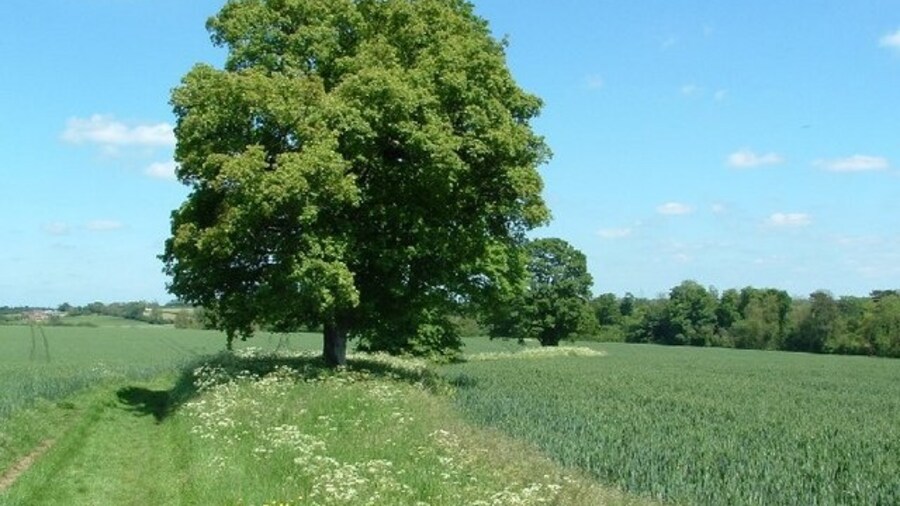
[752,255,781,266]
[680,85,729,102]
[727,149,785,168]
[661,36,679,50]
[832,234,884,247]
[711,203,728,214]
[815,155,889,172]
[584,75,605,90]
[598,228,632,239]
[42,222,70,236]
[657,202,693,216]
[879,29,900,50]
[62,115,175,147]
[766,213,811,228]
[680,84,701,96]
[86,220,124,232]
[145,161,179,180]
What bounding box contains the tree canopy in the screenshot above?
[162,0,550,365]
[487,238,594,346]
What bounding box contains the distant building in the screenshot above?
[24,309,61,323]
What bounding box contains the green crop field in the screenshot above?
[442,343,900,505]
[0,324,321,420]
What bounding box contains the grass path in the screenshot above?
[1,379,187,506]
[0,440,55,493]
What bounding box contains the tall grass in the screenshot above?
[166,350,643,505]
[442,343,900,505]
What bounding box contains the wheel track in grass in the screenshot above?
[1,398,107,505]
[0,383,184,505]
[0,401,90,499]
[0,439,56,493]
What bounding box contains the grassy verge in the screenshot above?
[1,350,647,506]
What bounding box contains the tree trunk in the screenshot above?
[323,322,348,368]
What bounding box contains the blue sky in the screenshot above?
[2,0,899,306]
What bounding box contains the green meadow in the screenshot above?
[1,325,898,505]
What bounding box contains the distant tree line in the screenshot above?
[475,239,899,359]
[588,282,900,358]
[58,301,168,325]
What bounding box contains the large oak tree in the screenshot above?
[162,0,550,366]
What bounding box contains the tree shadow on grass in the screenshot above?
[116,387,170,422]
[116,352,445,423]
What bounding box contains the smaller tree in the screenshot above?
[524,238,595,346]
[488,238,594,346]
